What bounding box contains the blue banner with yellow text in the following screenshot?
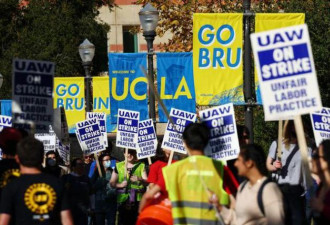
[108,53,148,124]
[157,53,196,122]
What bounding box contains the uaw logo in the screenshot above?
[0,169,20,188]
[24,183,57,220]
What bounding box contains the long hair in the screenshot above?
[98,153,110,177]
[283,120,297,150]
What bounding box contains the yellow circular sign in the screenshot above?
[24,183,57,215]
[0,169,20,188]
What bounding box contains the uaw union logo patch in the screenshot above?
[24,183,57,219]
[0,169,20,188]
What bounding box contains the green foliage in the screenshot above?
[0,0,114,99]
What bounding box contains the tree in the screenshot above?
[0,0,115,99]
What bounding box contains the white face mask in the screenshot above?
[103,160,111,168]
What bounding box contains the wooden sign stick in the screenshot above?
[124,148,128,180]
[94,153,102,177]
[147,157,152,165]
[294,115,313,188]
[277,120,283,160]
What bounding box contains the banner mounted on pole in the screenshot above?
[157,52,196,122]
[193,13,244,106]
[109,53,148,124]
[93,77,116,132]
[254,13,305,104]
[54,77,85,133]
[251,24,322,121]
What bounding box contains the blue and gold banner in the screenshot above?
[193,13,244,105]
[108,53,148,124]
[93,77,116,132]
[157,52,196,122]
[54,77,85,133]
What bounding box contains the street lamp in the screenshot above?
[139,3,159,125]
[79,39,95,113]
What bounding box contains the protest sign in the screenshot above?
[58,140,70,165]
[200,103,239,160]
[311,107,330,146]
[162,108,197,154]
[251,24,322,121]
[87,112,108,147]
[12,59,54,133]
[137,119,157,159]
[116,109,139,150]
[0,115,12,131]
[76,119,105,155]
[35,132,56,153]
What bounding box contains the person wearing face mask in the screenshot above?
[44,150,62,178]
[61,158,92,225]
[91,153,117,225]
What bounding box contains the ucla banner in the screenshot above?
[193,13,244,105]
[0,100,12,116]
[109,53,148,124]
[157,53,196,122]
[255,13,305,104]
[54,77,85,133]
[93,77,116,132]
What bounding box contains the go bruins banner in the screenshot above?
[92,77,116,132]
[108,53,148,124]
[54,77,85,133]
[193,13,244,105]
[157,52,196,122]
[255,13,305,104]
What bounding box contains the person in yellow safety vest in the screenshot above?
[163,123,237,225]
[110,149,147,225]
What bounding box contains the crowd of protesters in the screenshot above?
[0,123,329,225]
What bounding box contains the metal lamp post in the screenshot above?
[0,73,3,90]
[79,39,95,113]
[243,0,254,143]
[139,3,159,125]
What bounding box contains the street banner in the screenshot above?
[162,108,197,154]
[255,13,305,104]
[12,59,54,133]
[137,119,157,159]
[76,119,105,155]
[0,115,12,131]
[116,109,139,150]
[193,13,244,105]
[58,140,70,165]
[109,53,148,124]
[251,24,322,121]
[157,53,196,122]
[87,112,108,147]
[93,77,116,132]
[0,100,12,116]
[35,133,56,153]
[54,77,85,133]
[311,107,330,146]
[200,103,239,160]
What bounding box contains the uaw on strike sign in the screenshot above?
[12,59,54,133]
[251,24,322,121]
[311,107,330,146]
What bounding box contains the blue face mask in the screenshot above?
[104,160,111,168]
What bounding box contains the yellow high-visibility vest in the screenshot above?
[163,155,229,225]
